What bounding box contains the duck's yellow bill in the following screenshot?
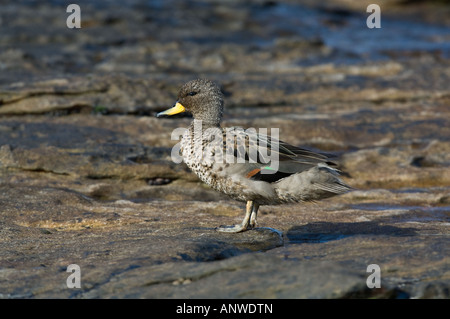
[156,102,186,117]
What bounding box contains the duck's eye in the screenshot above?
[188,91,197,96]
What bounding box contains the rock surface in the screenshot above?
[0,0,449,299]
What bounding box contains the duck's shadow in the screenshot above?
[286,221,418,244]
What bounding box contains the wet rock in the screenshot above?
[147,177,172,186]
[81,254,373,299]
[0,0,449,299]
[0,75,176,115]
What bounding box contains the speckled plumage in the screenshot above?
[157,79,351,232]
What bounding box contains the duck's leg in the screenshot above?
[216,201,254,233]
[249,202,259,229]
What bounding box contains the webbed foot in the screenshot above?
[215,201,260,233]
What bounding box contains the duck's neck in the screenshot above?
[191,99,223,129]
[190,119,221,131]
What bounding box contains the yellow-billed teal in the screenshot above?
[157,79,350,233]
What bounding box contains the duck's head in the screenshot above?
[156,79,224,126]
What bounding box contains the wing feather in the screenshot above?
[222,127,340,183]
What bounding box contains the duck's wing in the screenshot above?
[223,127,338,183]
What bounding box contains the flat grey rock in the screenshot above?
[0,0,449,299]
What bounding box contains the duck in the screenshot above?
[156,79,350,233]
